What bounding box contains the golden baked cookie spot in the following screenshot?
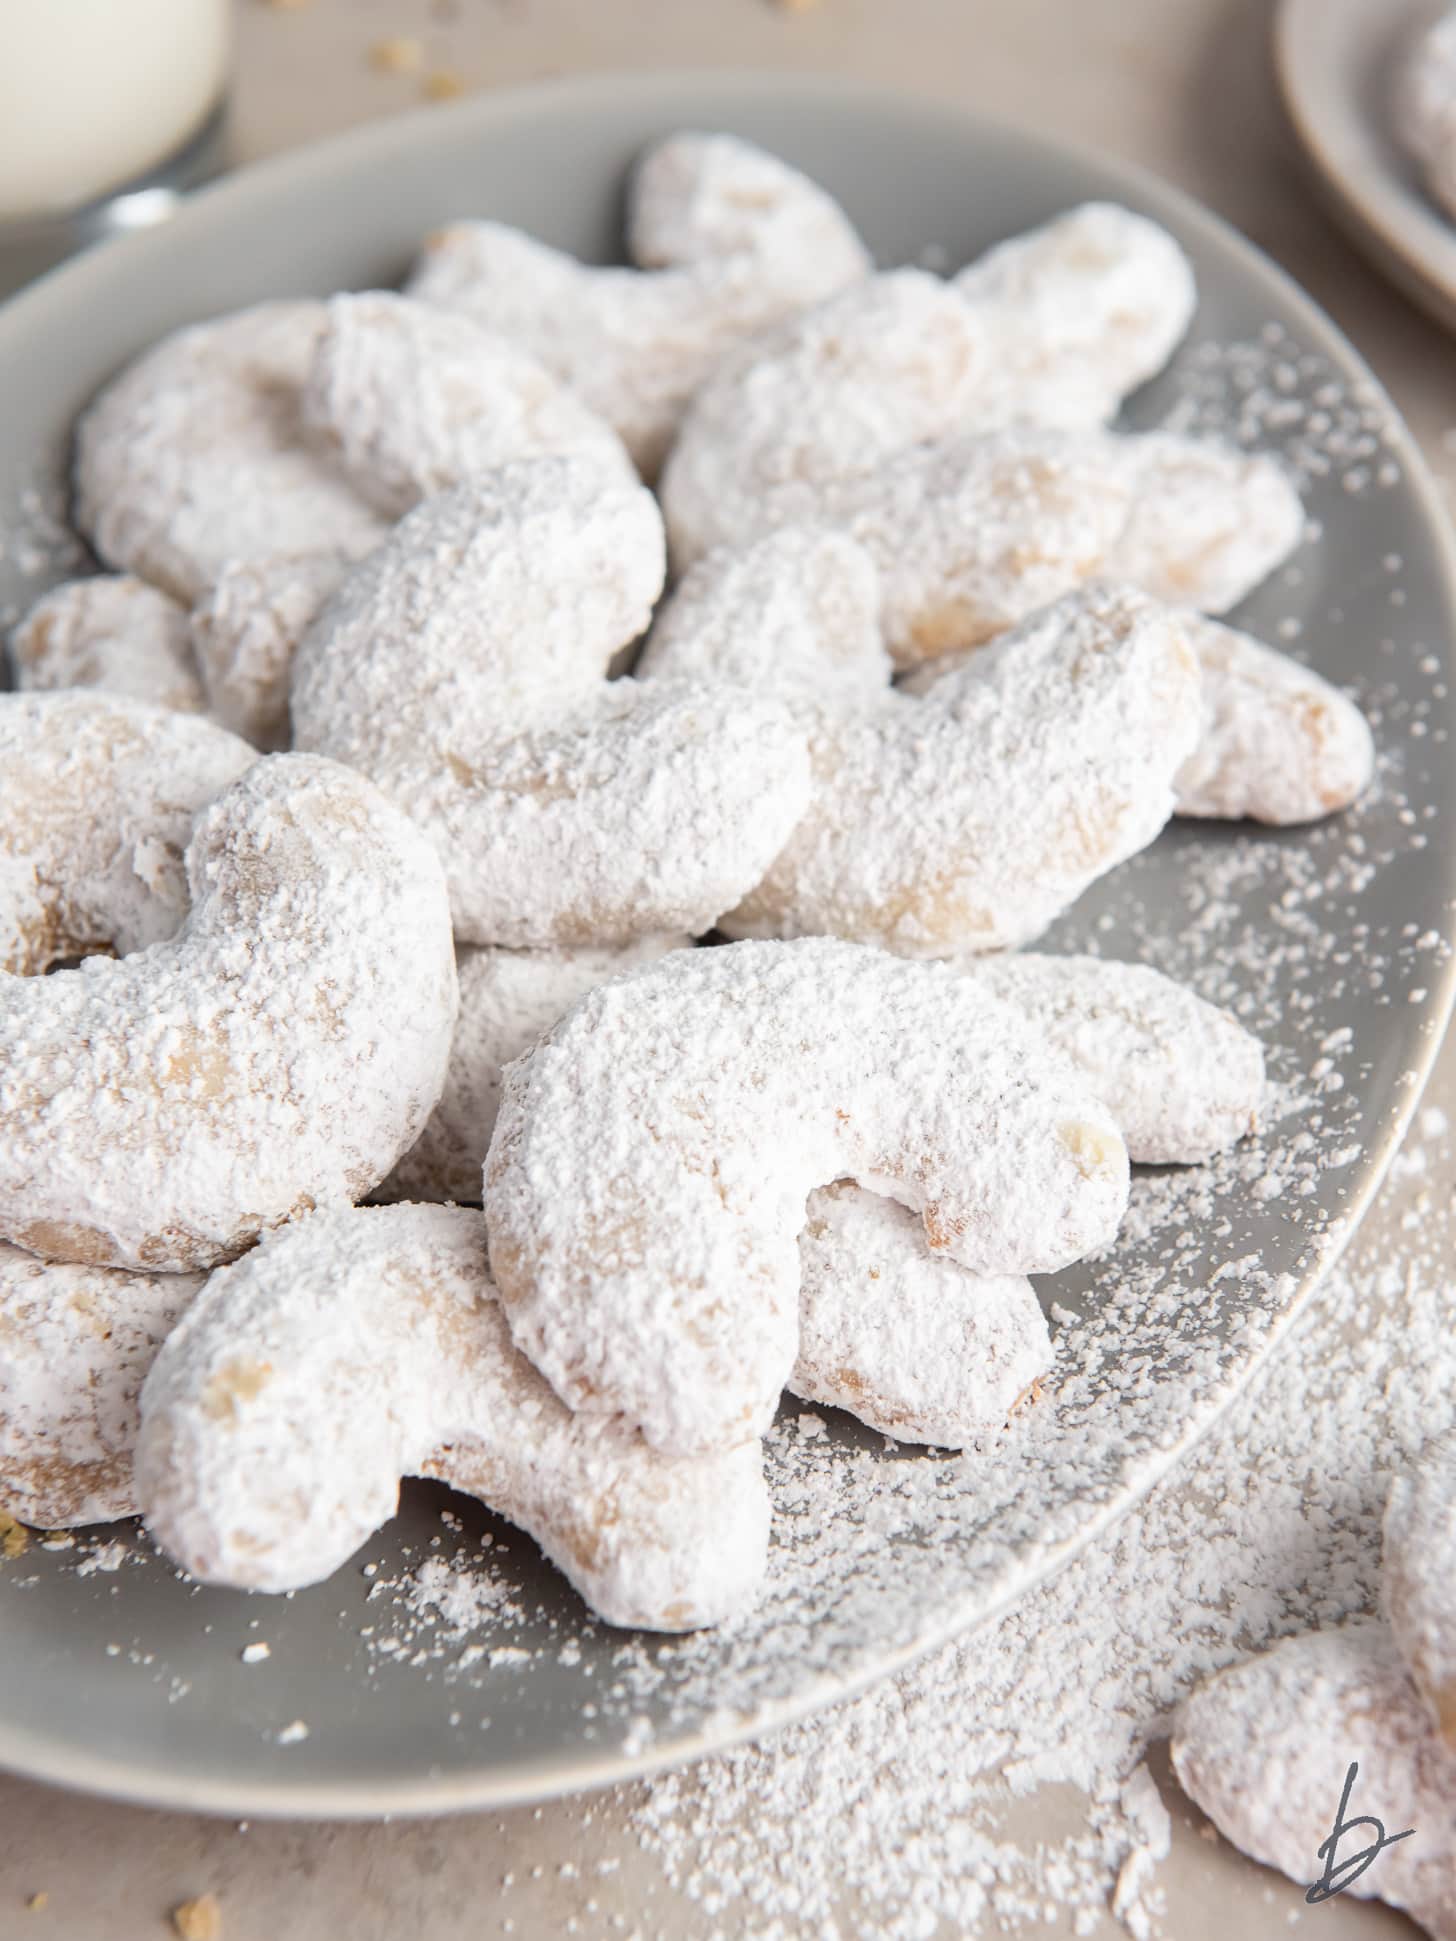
[164,1033,231,1101]
[202,1358,275,1421]
[1059,1119,1122,1177]
[13,1221,114,1267]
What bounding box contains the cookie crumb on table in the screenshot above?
[369,37,424,75]
[170,1895,221,1941]
[25,1891,47,1913]
[1,1513,29,1559]
[423,69,466,101]
[1006,1375,1047,1420]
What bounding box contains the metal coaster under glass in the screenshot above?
[0,101,228,304]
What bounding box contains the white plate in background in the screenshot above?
[1276,0,1456,332]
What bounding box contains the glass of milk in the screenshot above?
[0,0,231,291]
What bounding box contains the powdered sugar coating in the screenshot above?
[291,460,812,947]
[8,575,205,715]
[658,271,989,568]
[0,754,458,1272]
[844,431,1299,664]
[0,1244,200,1526]
[1395,8,1456,224]
[1107,432,1305,614]
[191,551,347,750]
[791,1183,1051,1447]
[703,582,1202,955]
[301,292,637,518]
[1173,613,1376,824]
[486,937,1130,1457]
[638,526,891,696]
[388,931,1262,1193]
[1384,1434,1456,1749]
[827,432,1138,665]
[952,201,1196,426]
[136,1203,770,1631]
[0,691,255,975]
[956,954,1265,1164]
[383,934,692,1205]
[626,130,867,284]
[1171,1620,1456,1936]
[74,301,386,604]
[407,132,871,476]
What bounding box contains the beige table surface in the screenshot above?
[2,0,1454,1935]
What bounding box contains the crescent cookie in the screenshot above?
[300,292,638,518]
[136,1203,770,1632]
[391,935,1262,1202]
[1172,1621,1456,1937]
[486,937,1131,1458]
[8,575,206,716]
[383,935,1259,1446]
[791,1184,1051,1447]
[290,459,813,948]
[0,1244,200,1527]
[0,753,457,1272]
[74,300,387,604]
[0,691,255,975]
[1384,1434,1456,1750]
[702,580,1202,956]
[407,131,871,476]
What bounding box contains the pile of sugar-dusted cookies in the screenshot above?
[0,134,1376,1633]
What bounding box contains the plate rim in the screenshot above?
[4,66,1456,1820]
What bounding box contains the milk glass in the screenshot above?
[0,0,231,288]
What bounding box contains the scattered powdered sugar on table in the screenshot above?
[613,1107,1456,1938]
[1153,322,1404,496]
[73,1539,133,1578]
[359,1531,529,1673]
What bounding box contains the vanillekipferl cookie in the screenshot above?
[0,748,457,1272]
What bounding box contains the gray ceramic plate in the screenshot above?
[1,74,1454,1821]
[1275,0,1456,334]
